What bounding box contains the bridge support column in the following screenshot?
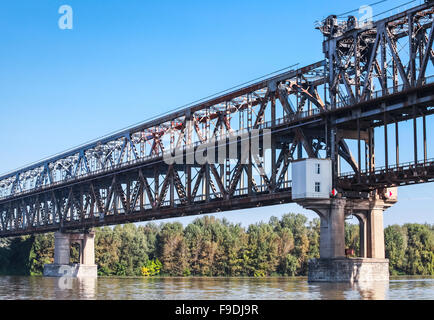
[352,199,394,259]
[354,213,367,258]
[301,198,347,259]
[43,230,97,278]
[367,203,386,259]
[53,232,71,265]
[298,195,395,283]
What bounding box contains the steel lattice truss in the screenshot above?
[0,2,433,237]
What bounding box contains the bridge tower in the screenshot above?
[43,229,98,278]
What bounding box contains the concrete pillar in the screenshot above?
[319,199,347,258]
[44,229,97,278]
[354,213,367,258]
[82,231,95,265]
[353,201,387,259]
[367,204,385,259]
[54,232,71,265]
[301,198,347,258]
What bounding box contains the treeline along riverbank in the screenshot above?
[0,214,433,277]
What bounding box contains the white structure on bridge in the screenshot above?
[292,158,332,200]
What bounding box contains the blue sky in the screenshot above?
[0,0,432,227]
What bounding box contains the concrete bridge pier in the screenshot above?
[43,229,97,278]
[298,192,396,282]
[353,202,388,260]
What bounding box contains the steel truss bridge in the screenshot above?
[0,2,433,238]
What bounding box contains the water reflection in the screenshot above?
[0,276,432,300]
[77,277,97,299]
[309,281,389,300]
[355,281,389,300]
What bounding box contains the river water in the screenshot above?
[0,276,432,300]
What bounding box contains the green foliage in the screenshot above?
[385,225,407,275]
[307,219,320,260]
[29,233,54,275]
[0,239,10,274]
[384,223,434,276]
[281,254,298,276]
[246,223,280,276]
[114,262,127,276]
[115,224,150,276]
[345,223,360,257]
[403,224,434,275]
[95,226,122,276]
[0,236,34,275]
[0,217,432,277]
[183,268,191,277]
[253,270,266,277]
[157,222,188,276]
[141,259,162,277]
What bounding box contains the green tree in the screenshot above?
[281,254,298,276]
[141,223,160,260]
[29,233,54,275]
[114,224,149,276]
[245,223,279,276]
[307,219,320,260]
[224,223,248,276]
[404,224,434,275]
[385,225,407,275]
[157,222,188,276]
[345,222,360,257]
[280,214,310,275]
[0,236,34,275]
[95,226,121,276]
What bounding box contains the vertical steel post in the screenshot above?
[384,112,388,171]
[414,107,418,163]
[357,118,361,183]
[170,168,174,207]
[186,164,191,204]
[381,33,388,95]
[271,96,276,188]
[395,121,399,166]
[408,14,416,86]
[423,115,427,164]
[205,163,210,203]
[248,131,253,196]
[354,35,360,101]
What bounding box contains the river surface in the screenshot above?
[0,276,432,300]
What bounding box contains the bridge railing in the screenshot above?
[335,75,434,109]
[257,108,323,131]
[339,158,434,179]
